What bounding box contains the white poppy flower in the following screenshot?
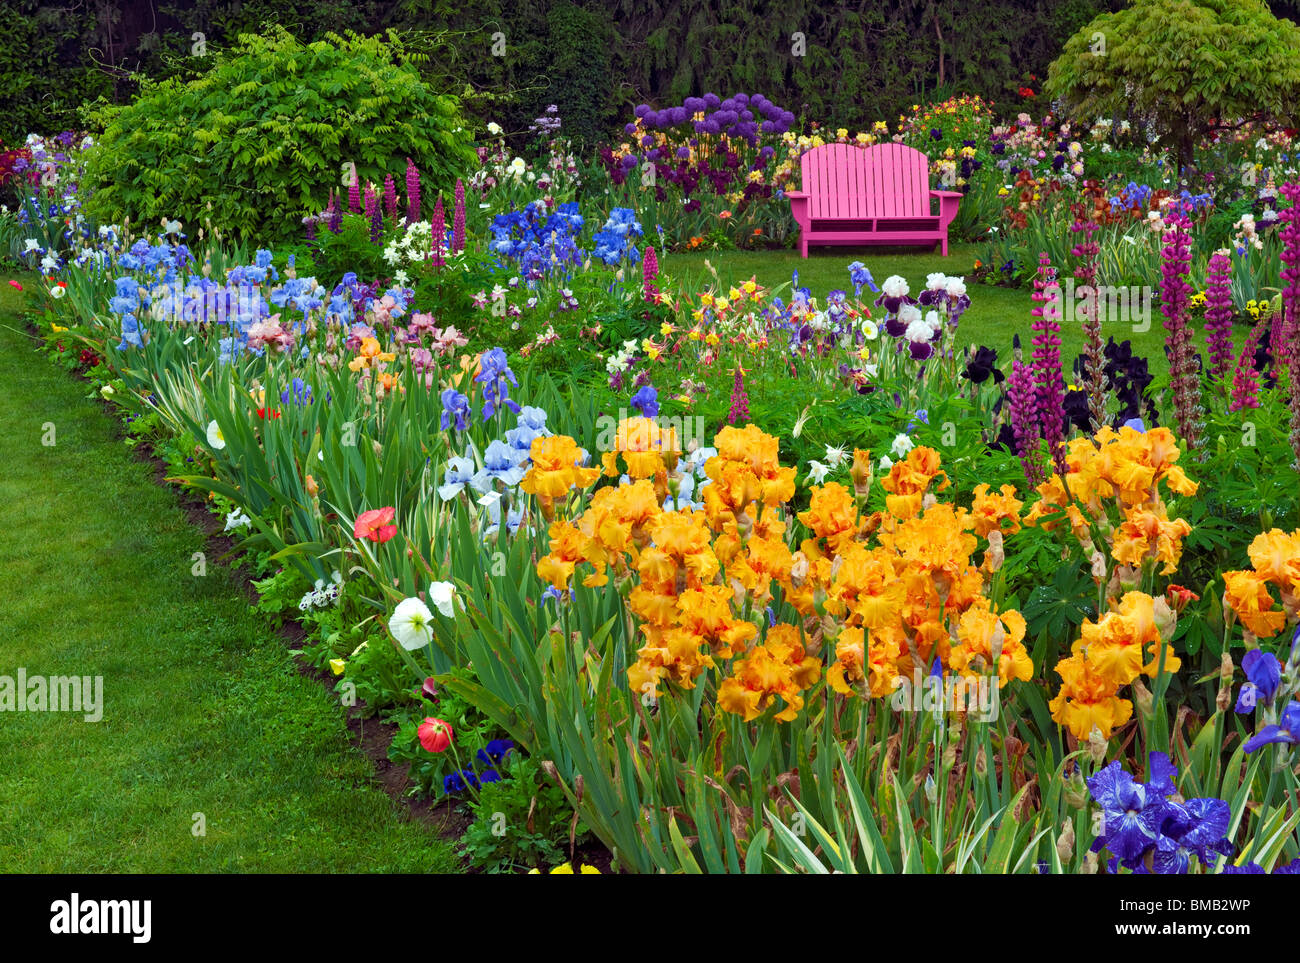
[390,597,435,650]
[428,581,461,618]
[206,420,226,450]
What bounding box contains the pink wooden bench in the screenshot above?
[785,143,962,257]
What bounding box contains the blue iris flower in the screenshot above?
[470,440,529,493]
[440,389,472,431]
[437,456,476,501]
[1088,753,1235,873]
[1243,700,1300,753]
[1236,649,1282,713]
[474,347,521,421]
[631,385,660,418]
[847,260,878,296]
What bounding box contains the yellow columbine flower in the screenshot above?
[50,323,68,332]
[659,321,675,336]
[705,332,720,346]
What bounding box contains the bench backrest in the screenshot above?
[800,142,932,219]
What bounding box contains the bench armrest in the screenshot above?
[929,190,963,198]
[784,190,808,199]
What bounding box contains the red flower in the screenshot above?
[7,281,21,291]
[353,506,397,543]
[255,407,282,420]
[418,717,453,753]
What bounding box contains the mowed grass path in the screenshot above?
[0,276,456,872]
[663,242,1171,378]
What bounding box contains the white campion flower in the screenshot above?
[891,433,914,458]
[806,460,831,485]
[390,597,435,650]
[206,420,226,450]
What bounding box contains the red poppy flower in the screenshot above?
[7,281,21,291]
[255,407,282,420]
[353,506,397,543]
[417,717,453,753]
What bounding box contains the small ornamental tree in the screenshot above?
[1045,0,1300,170]
[82,26,475,242]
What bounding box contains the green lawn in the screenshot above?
[663,242,1171,379]
[0,275,458,872]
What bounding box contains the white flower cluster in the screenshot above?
[382,220,435,268]
[299,571,344,611]
[604,339,639,376]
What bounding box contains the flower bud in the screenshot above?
[1087,726,1108,764]
[1153,597,1177,641]
[1216,651,1235,713]
[984,529,1005,573]
[1056,818,1075,863]
[1063,769,1089,809]
[849,448,873,496]
[305,474,319,497]
[1132,678,1154,718]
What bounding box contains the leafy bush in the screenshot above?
[80,27,475,242]
[459,755,587,872]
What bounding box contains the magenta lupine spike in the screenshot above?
[643,245,660,302]
[383,174,398,221]
[1278,182,1300,464]
[452,179,466,253]
[430,195,446,268]
[1229,315,1269,412]
[1203,251,1236,381]
[405,158,421,223]
[1030,252,1067,475]
[348,170,361,214]
[726,366,750,425]
[1159,214,1203,451]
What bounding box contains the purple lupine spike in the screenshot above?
[405,158,421,223]
[303,214,318,242]
[1278,182,1300,465]
[1159,214,1203,451]
[369,189,383,243]
[430,195,446,268]
[1204,251,1236,381]
[452,179,466,253]
[1008,351,1044,486]
[348,169,361,214]
[1030,252,1067,476]
[383,174,398,221]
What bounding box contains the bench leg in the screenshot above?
[941,235,948,257]
[799,234,808,258]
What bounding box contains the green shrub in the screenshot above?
[80,26,476,243]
